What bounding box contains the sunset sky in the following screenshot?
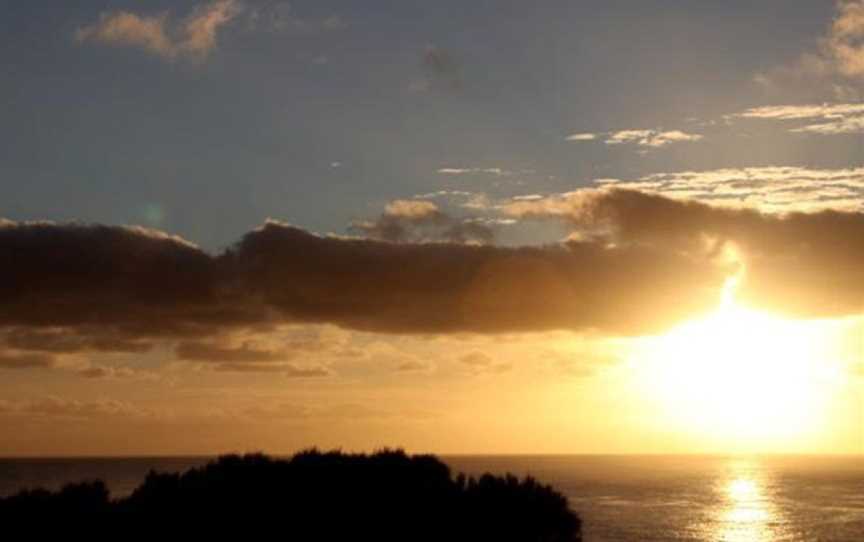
[2,0,864,456]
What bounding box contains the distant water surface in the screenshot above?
[1,455,862,541]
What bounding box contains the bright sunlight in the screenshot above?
[632,276,844,446]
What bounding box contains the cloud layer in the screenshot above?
[506,188,864,318]
[5,187,864,368]
[0,217,723,356]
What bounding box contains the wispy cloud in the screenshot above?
[413,190,475,199]
[437,167,511,176]
[590,166,864,213]
[394,358,434,373]
[76,365,158,381]
[730,103,864,135]
[0,352,55,370]
[733,103,864,120]
[605,129,703,148]
[76,0,242,61]
[755,1,864,99]
[565,133,597,141]
[0,397,154,420]
[459,351,511,375]
[792,115,864,135]
[565,129,703,148]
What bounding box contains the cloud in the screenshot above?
[234,401,434,422]
[0,217,725,343]
[828,0,864,78]
[0,221,220,334]
[541,348,619,379]
[505,187,864,318]
[732,103,864,120]
[12,194,864,345]
[591,166,864,213]
[78,366,115,379]
[0,397,151,420]
[175,338,331,375]
[349,199,447,242]
[3,327,152,354]
[0,352,55,370]
[565,133,598,141]
[458,351,511,375]
[213,362,330,376]
[176,341,288,363]
[76,0,242,61]
[730,103,864,135]
[437,168,511,176]
[394,358,434,373]
[565,129,703,148]
[459,351,493,366]
[605,129,703,148]
[350,199,494,244]
[76,365,155,380]
[414,190,475,199]
[791,116,864,134]
[755,1,864,99]
[236,220,724,335]
[791,117,864,135]
[384,199,441,218]
[76,11,173,57]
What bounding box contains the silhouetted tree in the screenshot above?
[0,450,582,541]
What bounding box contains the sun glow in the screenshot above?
[631,276,844,446]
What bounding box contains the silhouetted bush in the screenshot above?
[0,450,581,541]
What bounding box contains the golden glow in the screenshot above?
[711,461,782,542]
[631,277,844,446]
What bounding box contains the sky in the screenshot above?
[1,0,864,455]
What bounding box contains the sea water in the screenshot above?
[1,455,862,541]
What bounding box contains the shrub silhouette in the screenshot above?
[0,449,581,541]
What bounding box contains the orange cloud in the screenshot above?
[76,0,241,61]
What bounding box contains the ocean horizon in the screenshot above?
[2,454,862,541]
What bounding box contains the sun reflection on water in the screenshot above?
[714,461,784,542]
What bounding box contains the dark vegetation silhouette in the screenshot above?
[0,449,581,541]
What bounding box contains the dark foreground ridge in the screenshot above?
[0,449,581,541]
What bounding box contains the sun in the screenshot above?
[630,277,842,446]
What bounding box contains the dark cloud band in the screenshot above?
[507,188,864,318]
[0,215,724,359]
[14,185,862,360]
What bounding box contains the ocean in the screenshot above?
[1,455,862,541]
